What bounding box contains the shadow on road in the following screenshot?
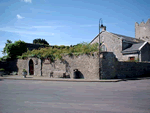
[24,77,33,78]
[0,79,4,81]
[121,77,150,81]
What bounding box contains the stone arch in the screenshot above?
[29,59,34,75]
[73,69,84,79]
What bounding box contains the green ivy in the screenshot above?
[18,42,99,61]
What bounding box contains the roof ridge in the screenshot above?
[110,32,134,38]
[90,31,106,44]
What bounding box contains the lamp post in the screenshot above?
[99,18,103,79]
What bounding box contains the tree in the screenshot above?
[6,40,12,44]
[33,38,49,45]
[2,40,12,55]
[2,40,27,59]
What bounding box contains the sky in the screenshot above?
[0,0,150,57]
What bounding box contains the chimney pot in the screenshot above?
[102,26,106,31]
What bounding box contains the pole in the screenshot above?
[99,18,101,79]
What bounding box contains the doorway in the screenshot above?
[29,59,34,75]
[73,69,84,79]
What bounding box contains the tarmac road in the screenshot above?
[0,79,150,113]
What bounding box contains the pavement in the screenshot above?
[1,79,150,113]
[1,75,150,82]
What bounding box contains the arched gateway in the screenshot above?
[29,59,34,75]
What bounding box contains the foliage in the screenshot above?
[12,71,17,75]
[6,40,12,44]
[33,38,49,45]
[0,56,11,61]
[0,68,5,71]
[23,69,27,73]
[2,40,12,55]
[2,40,27,59]
[19,42,99,61]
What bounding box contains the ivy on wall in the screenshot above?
[18,42,99,61]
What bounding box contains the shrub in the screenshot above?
[23,69,27,73]
[0,56,11,61]
[0,68,5,71]
[12,71,17,75]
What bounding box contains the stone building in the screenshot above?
[91,19,150,62]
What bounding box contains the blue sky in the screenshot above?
[0,0,150,57]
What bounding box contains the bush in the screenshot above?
[0,56,11,61]
[12,71,17,75]
[0,68,5,71]
[23,69,27,73]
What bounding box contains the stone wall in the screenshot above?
[17,58,41,76]
[15,53,99,79]
[101,52,150,79]
[42,54,99,79]
[2,52,150,79]
[62,54,99,79]
[117,62,150,78]
[42,59,66,78]
[100,52,118,79]
[0,60,18,72]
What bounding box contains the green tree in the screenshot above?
[33,38,49,45]
[2,40,27,59]
[2,40,12,55]
[6,40,12,44]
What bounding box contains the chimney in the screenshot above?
[102,26,106,31]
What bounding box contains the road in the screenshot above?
[0,79,150,113]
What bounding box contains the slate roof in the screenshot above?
[122,42,145,54]
[90,31,144,44]
[111,32,144,43]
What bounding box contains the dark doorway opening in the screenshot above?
[73,69,84,79]
[29,59,34,75]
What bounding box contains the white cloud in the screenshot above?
[21,0,32,3]
[16,14,24,19]
[0,27,54,36]
[33,25,65,28]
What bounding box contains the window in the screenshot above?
[101,45,107,51]
[129,57,135,61]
